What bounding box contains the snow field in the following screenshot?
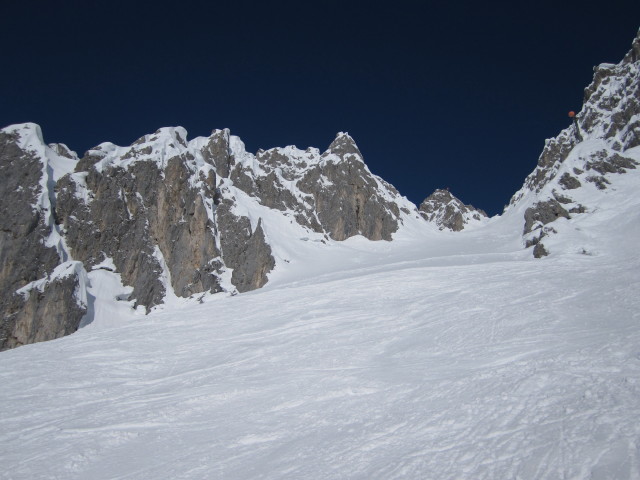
[1,216,639,479]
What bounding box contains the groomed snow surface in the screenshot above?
[2,169,640,479]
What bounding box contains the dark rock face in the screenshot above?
[523,200,570,235]
[585,151,637,176]
[418,189,487,231]
[201,129,235,177]
[298,156,400,240]
[533,243,549,258]
[57,163,167,310]
[0,127,86,351]
[558,173,581,190]
[0,130,58,286]
[218,201,274,292]
[234,132,406,241]
[57,149,224,310]
[3,263,87,350]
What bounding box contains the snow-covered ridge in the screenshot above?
[0,121,432,351]
[512,31,639,205]
[505,29,640,257]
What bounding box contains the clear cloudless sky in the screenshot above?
[2,0,639,215]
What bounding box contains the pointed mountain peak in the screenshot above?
[327,131,362,158]
[419,188,487,231]
[427,188,456,202]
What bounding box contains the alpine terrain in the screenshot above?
[0,29,639,480]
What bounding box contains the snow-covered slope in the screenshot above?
[1,151,639,478]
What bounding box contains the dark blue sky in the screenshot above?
[2,1,639,215]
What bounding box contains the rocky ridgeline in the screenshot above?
[0,125,420,350]
[509,30,640,257]
[3,30,639,350]
[419,189,487,231]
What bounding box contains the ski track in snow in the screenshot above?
[2,170,640,479]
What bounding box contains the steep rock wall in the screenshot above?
[0,127,87,350]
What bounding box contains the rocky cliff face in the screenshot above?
[222,131,408,241]
[55,128,225,309]
[418,189,487,231]
[509,30,640,257]
[0,125,419,350]
[0,125,88,350]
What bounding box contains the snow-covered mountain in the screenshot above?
[0,125,424,350]
[506,30,640,257]
[1,28,639,351]
[0,28,640,480]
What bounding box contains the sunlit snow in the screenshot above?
[1,149,640,478]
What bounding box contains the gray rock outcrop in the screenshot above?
[217,201,274,292]
[222,132,407,241]
[523,199,570,235]
[418,189,487,231]
[3,262,88,349]
[56,144,224,310]
[297,134,402,240]
[0,126,87,350]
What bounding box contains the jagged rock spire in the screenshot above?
[327,132,362,158]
